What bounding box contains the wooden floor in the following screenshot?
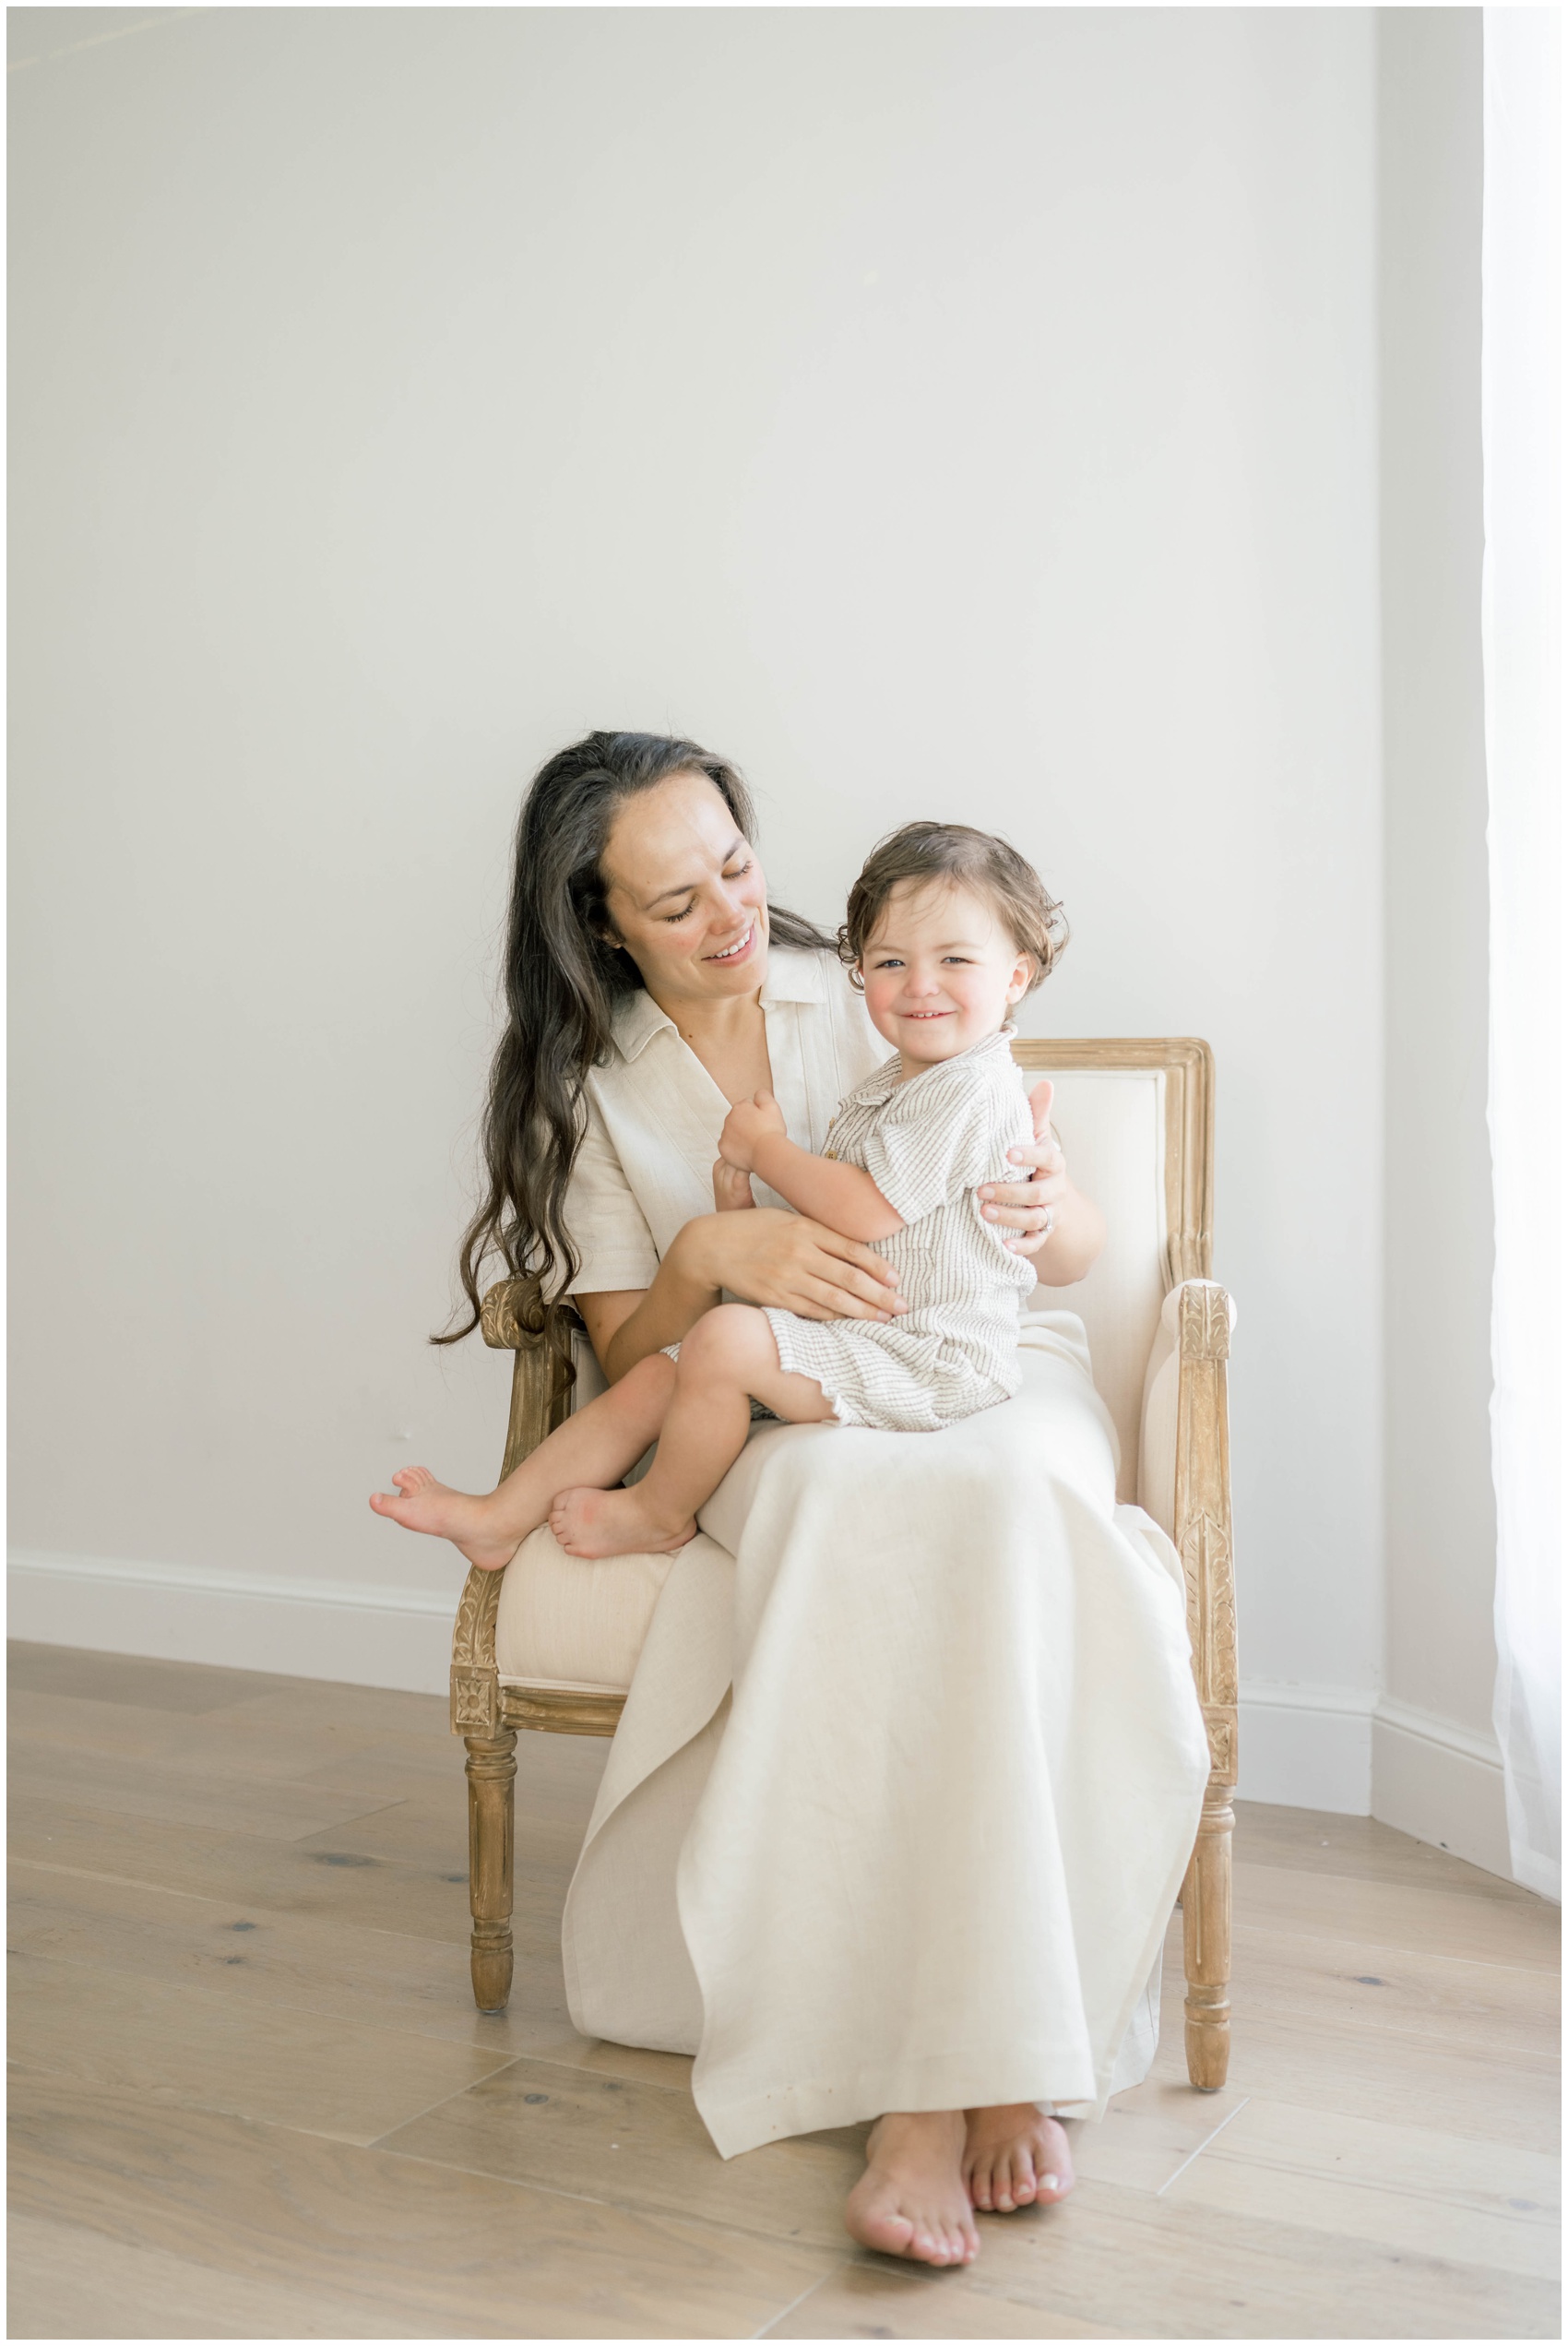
[6,1642,1560,2340]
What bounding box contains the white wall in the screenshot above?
[1373,9,1507,1870]
[9,11,1388,1780]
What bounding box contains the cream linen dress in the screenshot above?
[553,947,1210,2159]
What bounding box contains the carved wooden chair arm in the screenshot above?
[1171,1280,1238,1786]
[451,1281,574,1733]
[1171,1278,1238,2091]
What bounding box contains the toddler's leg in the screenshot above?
[368,1352,677,1572]
[550,1305,835,1559]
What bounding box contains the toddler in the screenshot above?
[371,823,1062,1570]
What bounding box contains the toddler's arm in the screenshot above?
[719,1093,904,1244]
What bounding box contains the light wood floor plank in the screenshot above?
[6,1859,699,2087]
[288,1777,589,1875]
[216,1676,465,1737]
[1225,1918,1557,2057]
[6,1686,406,1783]
[949,2178,1560,2339]
[10,1792,484,1945]
[1070,2077,1251,2195]
[6,1642,295,1715]
[1146,1962,1559,2154]
[9,1950,517,2145]
[378,2054,871,2252]
[9,2070,839,2340]
[7,1743,405,1842]
[1234,1859,1561,1971]
[764,2258,1116,2338]
[1231,1801,1538,1906]
[1169,2095,1557,2278]
[6,2211,443,2340]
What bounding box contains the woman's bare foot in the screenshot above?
[845,2112,978,2267]
[549,1484,697,1561]
[368,1468,522,1573]
[962,2104,1075,2214]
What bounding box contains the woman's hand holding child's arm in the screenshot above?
[719,1091,904,1245]
[979,1078,1106,1283]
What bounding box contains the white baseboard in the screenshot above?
[7,1550,1518,1883]
[1240,1674,1514,1883]
[1239,1680,1375,1814]
[6,1548,453,1697]
[1372,1695,1512,1880]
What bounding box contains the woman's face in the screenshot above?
[600,769,770,1006]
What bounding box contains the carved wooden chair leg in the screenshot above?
[465,1729,517,2014]
[1182,1775,1234,2089]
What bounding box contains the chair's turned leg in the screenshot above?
[465,1730,517,2014]
[1182,1778,1234,2089]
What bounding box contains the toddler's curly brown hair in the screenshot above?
[837,821,1069,994]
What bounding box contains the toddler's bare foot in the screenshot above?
[962,2104,1074,2214]
[368,1467,521,1573]
[549,1484,697,1560]
[845,2111,978,2267]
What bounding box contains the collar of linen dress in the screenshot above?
[573,947,881,1268]
[608,944,831,1066]
[606,945,848,1210]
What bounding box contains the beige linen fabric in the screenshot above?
[563,1326,1209,2155]
[547,947,1210,2157]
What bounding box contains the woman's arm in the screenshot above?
[577,1207,907,1384]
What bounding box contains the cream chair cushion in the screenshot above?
[496,1529,681,1694]
[1034,1067,1169,1503]
[498,1061,1179,1690]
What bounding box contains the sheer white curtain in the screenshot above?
[1482,6,1562,1902]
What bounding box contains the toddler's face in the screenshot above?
[859,880,1033,1066]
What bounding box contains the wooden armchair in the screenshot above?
[451,1037,1239,2091]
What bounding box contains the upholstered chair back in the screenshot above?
[1015,1041,1214,1506]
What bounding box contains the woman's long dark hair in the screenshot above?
[435,732,831,1367]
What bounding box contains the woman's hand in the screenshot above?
[586,1204,906,1385]
[978,1079,1062,1255]
[681,1205,906,1323]
[979,1078,1106,1285]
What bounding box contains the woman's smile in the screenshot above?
[704,923,756,965]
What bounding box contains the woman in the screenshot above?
[441,732,1209,2268]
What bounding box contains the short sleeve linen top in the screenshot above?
[561,947,887,1297]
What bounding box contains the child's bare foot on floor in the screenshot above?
[963,2104,1075,2213]
[549,1485,697,1560]
[845,2111,978,2267]
[368,1468,521,1573]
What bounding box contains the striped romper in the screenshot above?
[764,1024,1039,1433]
